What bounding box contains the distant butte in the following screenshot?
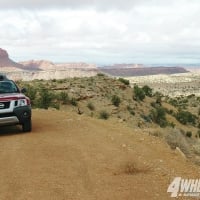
[100,65,188,76]
[0,48,24,71]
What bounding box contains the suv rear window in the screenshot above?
[0,81,19,94]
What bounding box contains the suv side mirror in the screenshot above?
[21,88,27,93]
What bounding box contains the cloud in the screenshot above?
[0,0,200,64]
[0,0,178,10]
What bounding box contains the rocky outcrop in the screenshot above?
[0,48,24,71]
[5,69,99,81]
[0,48,9,59]
[19,60,98,71]
[20,60,56,71]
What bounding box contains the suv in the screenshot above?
[0,74,32,132]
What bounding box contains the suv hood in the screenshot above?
[0,93,26,101]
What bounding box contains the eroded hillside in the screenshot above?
[16,74,200,165]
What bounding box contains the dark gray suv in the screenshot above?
[0,74,32,132]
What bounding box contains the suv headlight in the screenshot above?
[18,99,27,106]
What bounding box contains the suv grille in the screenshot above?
[0,102,10,109]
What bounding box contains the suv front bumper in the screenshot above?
[0,105,31,126]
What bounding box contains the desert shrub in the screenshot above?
[87,102,95,111]
[142,85,153,97]
[122,161,150,175]
[70,98,77,106]
[186,131,192,138]
[187,94,195,99]
[133,85,145,101]
[118,78,130,85]
[150,101,157,108]
[99,110,109,120]
[165,129,191,156]
[111,95,121,107]
[59,91,69,105]
[198,108,200,116]
[175,110,197,125]
[149,106,167,127]
[197,130,200,138]
[97,73,105,77]
[156,95,162,105]
[127,105,135,116]
[166,109,174,115]
[51,79,57,82]
[23,84,37,107]
[51,103,60,110]
[140,114,151,123]
[37,88,54,109]
[168,122,175,128]
[57,79,65,84]
[168,98,178,107]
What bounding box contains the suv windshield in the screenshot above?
[0,81,19,94]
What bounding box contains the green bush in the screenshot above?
[197,130,200,138]
[87,102,95,111]
[186,131,192,138]
[111,95,121,107]
[23,84,37,107]
[142,85,152,97]
[59,91,69,105]
[70,98,78,106]
[97,73,105,77]
[118,78,130,85]
[99,110,109,120]
[175,110,197,125]
[149,106,167,127]
[37,88,54,109]
[133,85,145,101]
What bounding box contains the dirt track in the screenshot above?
[0,109,199,200]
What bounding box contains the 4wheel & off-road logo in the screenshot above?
[167,177,200,197]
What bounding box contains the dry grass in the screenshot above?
[165,129,192,156]
[120,161,151,175]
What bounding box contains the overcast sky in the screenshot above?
[0,0,200,65]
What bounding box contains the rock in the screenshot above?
[175,147,186,159]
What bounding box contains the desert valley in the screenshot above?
[1,47,200,97]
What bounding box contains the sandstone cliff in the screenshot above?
[0,48,24,71]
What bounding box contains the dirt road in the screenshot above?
[0,109,199,200]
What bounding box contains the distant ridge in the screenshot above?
[100,65,188,76]
[0,48,189,80]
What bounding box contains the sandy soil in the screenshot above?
[0,109,199,200]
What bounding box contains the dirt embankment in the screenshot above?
[0,109,199,200]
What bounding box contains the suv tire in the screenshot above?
[22,120,32,132]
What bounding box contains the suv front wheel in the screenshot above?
[22,120,32,132]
